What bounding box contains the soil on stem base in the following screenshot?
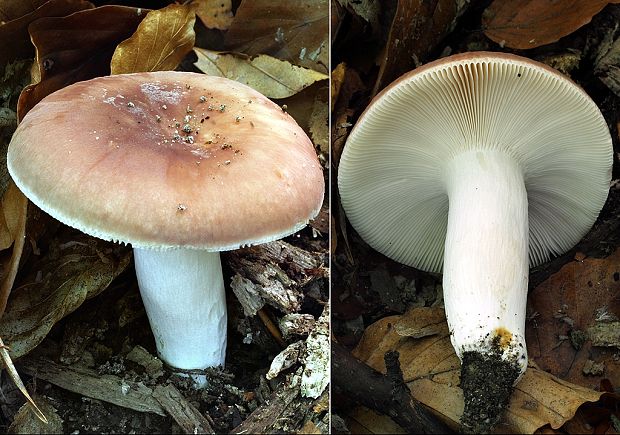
[459,344,520,434]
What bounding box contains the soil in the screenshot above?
[459,350,520,434]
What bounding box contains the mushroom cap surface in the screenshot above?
[9,72,324,250]
[338,52,612,272]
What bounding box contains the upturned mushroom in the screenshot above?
[338,52,612,431]
[8,72,324,384]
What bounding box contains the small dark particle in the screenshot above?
[43,58,54,71]
[127,102,135,108]
[281,104,288,112]
[185,84,191,89]
[221,143,232,150]
[177,203,187,211]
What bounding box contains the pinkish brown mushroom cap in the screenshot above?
[8,72,324,250]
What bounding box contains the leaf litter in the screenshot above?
[0,1,329,432]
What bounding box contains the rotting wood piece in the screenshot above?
[231,381,328,434]
[17,356,166,416]
[153,384,214,434]
[332,341,453,434]
[227,241,327,315]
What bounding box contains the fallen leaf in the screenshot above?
[191,0,233,30]
[0,230,131,358]
[111,4,196,74]
[347,406,408,434]
[0,0,50,23]
[308,86,328,154]
[0,172,23,251]
[527,247,620,390]
[330,213,337,256]
[17,5,147,120]
[336,0,380,33]
[0,181,27,319]
[482,0,620,50]
[8,395,63,432]
[595,36,620,98]
[0,0,93,69]
[330,62,346,112]
[224,0,328,73]
[331,65,365,167]
[194,48,328,99]
[372,0,470,96]
[272,82,327,144]
[353,307,606,433]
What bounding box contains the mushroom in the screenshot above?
[338,52,612,431]
[8,72,324,384]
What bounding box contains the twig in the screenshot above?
[332,341,453,434]
[257,307,286,348]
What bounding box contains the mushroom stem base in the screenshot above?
[460,350,520,433]
[442,150,529,376]
[133,248,227,372]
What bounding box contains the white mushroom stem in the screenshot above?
[133,248,227,375]
[442,150,529,379]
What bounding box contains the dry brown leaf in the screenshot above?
[0,0,93,70]
[482,0,620,50]
[111,4,196,75]
[17,5,147,120]
[0,179,25,250]
[224,0,328,73]
[348,406,408,434]
[595,37,620,98]
[527,247,620,389]
[191,0,233,30]
[0,0,50,23]
[330,62,346,112]
[331,65,364,168]
[8,395,63,432]
[336,0,380,34]
[308,86,328,154]
[353,307,605,433]
[0,181,27,319]
[194,48,327,99]
[372,0,470,96]
[0,231,131,358]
